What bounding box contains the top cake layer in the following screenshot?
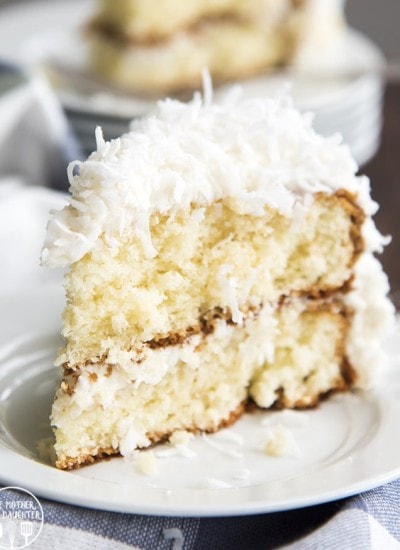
[93,0,343,42]
[93,0,301,41]
[42,86,383,268]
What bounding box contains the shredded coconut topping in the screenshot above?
[42,88,376,267]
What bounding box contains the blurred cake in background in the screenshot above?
[88,0,346,94]
[0,0,377,166]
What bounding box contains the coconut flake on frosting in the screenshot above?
[42,87,377,268]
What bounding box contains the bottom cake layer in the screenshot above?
[88,22,291,94]
[52,296,355,470]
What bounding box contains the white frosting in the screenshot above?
[344,252,395,386]
[41,88,377,267]
[217,264,243,325]
[155,446,197,459]
[203,478,232,489]
[106,334,202,385]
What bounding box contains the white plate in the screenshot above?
[0,288,399,517]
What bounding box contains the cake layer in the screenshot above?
[58,191,363,370]
[52,296,351,469]
[93,0,303,42]
[89,19,291,93]
[89,0,344,92]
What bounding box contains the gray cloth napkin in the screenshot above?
[0,62,399,550]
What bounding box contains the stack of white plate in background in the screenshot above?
[51,27,386,168]
[220,29,385,167]
[307,75,383,167]
[0,0,385,167]
[62,29,384,167]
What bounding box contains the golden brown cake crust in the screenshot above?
[55,402,246,470]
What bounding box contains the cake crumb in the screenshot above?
[264,424,301,458]
[135,450,158,475]
[169,430,194,447]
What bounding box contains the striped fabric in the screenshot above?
[1,480,400,549]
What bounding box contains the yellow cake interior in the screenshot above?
[60,192,362,368]
[52,190,364,469]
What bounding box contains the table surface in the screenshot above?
[364,83,400,303]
